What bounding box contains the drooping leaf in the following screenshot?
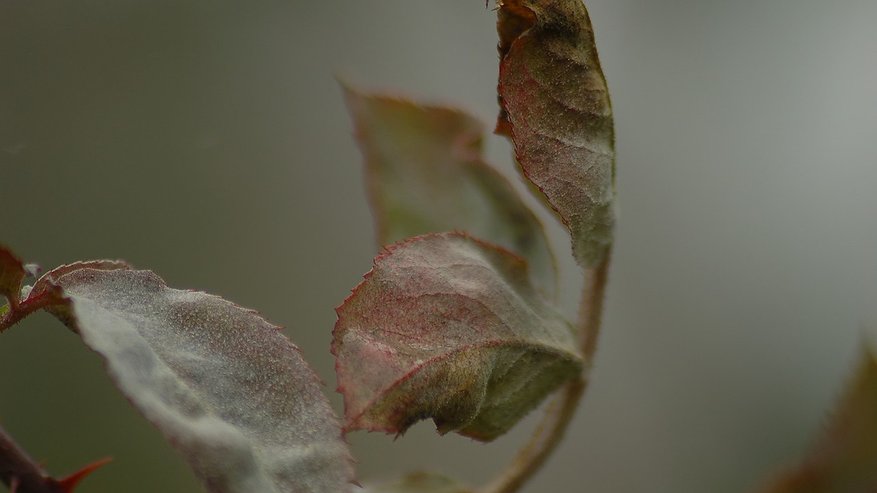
[757,347,877,493]
[344,86,557,296]
[495,0,615,267]
[363,472,471,493]
[0,245,26,307]
[36,263,354,493]
[333,232,582,441]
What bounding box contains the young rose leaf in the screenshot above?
[39,264,354,493]
[758,347,877,493]
[344,86,557,296]
[363,472,471,493]
[495,0,616,267]
[0,245,26,308]
[333,232,582,441]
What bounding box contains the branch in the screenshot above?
[0,425,65,493]
[0,293,61,333]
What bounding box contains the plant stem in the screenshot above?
[0,293,59,333]
[0,425,65,493]
[479,252,612,493]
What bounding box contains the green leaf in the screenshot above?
[758,347,877,493]
[333,232,582,441]
[37,263,354,493]
[363,472,471,493]
[495,0,616,267]
[0,245,26,307]
[344,86,557,296]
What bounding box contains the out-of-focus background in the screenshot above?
[1,1,876,492]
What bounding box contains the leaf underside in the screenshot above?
[496,0,616,267]
[333,232,582,442]
[35,263,354,493]
[758,348,877,493]
[344,86,557,297]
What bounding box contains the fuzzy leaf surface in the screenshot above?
[363,472,471,493]
[344,86,556,295]
[758,348,877,493]
[42,264,354,493]
[0,245,25,307]
[333,232,582,441]
[496,0,615,267]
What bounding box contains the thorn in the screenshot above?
[55,457,112,493]
[10,476,20,493]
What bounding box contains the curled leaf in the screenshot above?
[44,264,354,493]
[333,232,582,441]
[496,0,615,267]
[758,347,877,493]
[344,86,557,296]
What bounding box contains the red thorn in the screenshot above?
[10,476,20,493]
[55,457,112,492]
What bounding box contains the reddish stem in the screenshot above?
[0,293,60,333]
[0,425,66,493]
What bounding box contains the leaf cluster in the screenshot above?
[2,1,876,493]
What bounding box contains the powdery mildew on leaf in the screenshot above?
[46,266,354,493]
[30,261,132,329]
[333,232,582,442]
[758,348,877,493]
[344,86,557,297]
[496,0,615,267]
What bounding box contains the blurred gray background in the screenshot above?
[1,1,876,492]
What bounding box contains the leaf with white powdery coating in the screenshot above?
[496,0,616,267]
[333,232,582,441]
[41,264,354,493]
[758,347,877,493]
[344,86,557,296]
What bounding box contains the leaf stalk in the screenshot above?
[0,293,60,333]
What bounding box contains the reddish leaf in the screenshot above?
[41,264,354,493]
[757,348,877,493]
[344,86,557,296]
[0,246,26,308]
[333,233,582,441]
[496,0,615,267]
